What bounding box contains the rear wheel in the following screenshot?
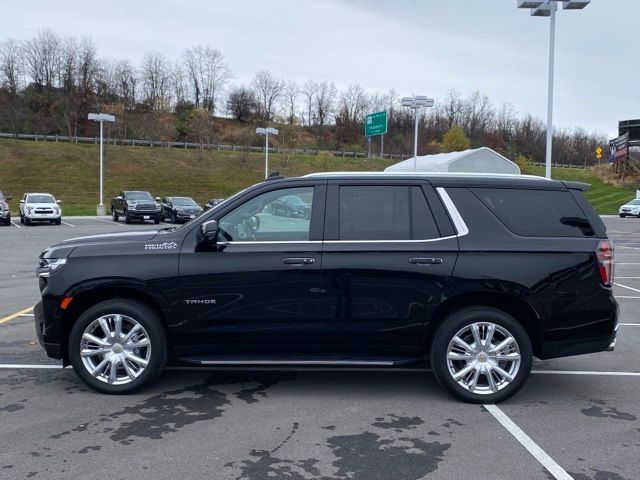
[68,298,168,394]
[430,307,532,403]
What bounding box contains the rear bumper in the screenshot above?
[538,297,619,359]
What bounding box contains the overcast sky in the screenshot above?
[3,0,638,138]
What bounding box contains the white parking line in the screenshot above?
[616,245,640,251]
[10,220,20,228]
[614,296,640,299]
[614,276,640,279]
[18,313,34,317]
[93,217,124,227]
[0,364,62,369]
[484,404,573,480]
[620,323,640,326]
[614,282,640,294]
[61,220,74,227]
[615,263,640,266]
[531,370,640,377]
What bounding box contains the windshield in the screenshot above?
[27,194,55,203]
[628,200,640,206]
[172,197,198,206]
[127,192,154,201]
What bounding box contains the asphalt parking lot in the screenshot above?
[0,216,639,480]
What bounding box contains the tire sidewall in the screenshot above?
[430,307,533,404]
[68,298,168,394]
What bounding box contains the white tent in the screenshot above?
[384,147,520,175]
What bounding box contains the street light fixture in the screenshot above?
[88,113,115,215]
[256,127,278,179]
[517,0,591,179]
[401,95,435,171]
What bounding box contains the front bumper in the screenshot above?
[127,211,161,220]
[26,213,60,220]
[34,301,63,359]
[0,210,9,219]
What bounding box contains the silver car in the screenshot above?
[619,199,640,218]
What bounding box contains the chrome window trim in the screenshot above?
[227,240,321,245]
[436,187,469,237]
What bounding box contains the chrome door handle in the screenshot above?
[409,257,443,265]
[282,257,316,265]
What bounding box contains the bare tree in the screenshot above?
[251,70,284,121]
[0,39,23,95]
[282,79,299,124]
[113,60,137,110]
[141,51,171,110]
[183,45,231,113]
[76,37,97,95]
[337,83,368,124]
[301,79,318,127]
[226,86,257,123]
[314,80,336,127]
[23,28,61,89]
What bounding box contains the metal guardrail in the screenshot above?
[529,161,586,169]
[0,132,409,161]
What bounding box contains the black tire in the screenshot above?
[620,214,626,218]
[430,306,532,404]
[19,214,24,224]
[68,298,168,394]
[154,216,160,225]
[2,218,9,226]
[24,216,31,226]
[55,218,61,225]
[112,207,119,222]
[124,210,132,224]
[171,212,177,224]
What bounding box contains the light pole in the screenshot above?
[400,95,435,170]
[256,127,278,179]
[88,113,115,215]
[517,0,591,179]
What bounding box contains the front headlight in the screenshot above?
[36,258,67,277]
[27,207,33,214]
[155,202,161,209]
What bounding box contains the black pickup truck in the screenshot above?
[111,191,162,224]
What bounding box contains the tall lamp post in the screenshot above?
[517,0,591,179]
[256,127,278,179]
[401,95,435,170]
[88,113,115,215]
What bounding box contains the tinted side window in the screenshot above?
[412,187,440,239]
[340,186,410,240]
[219,187,314,242]
[471,188,594,237]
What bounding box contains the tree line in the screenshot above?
[0,28,607,165]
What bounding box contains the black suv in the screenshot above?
[34,173,617,403]
[0,191,11,226]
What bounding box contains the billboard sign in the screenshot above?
[609,133,629,164]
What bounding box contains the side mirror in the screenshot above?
[156,197,161,202]
[116,196,123,201]
[197,220,220,247]
[20,199,25,204]
[56,200,62,204]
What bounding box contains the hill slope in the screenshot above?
[0,138,634,215]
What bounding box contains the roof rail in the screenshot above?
[302,171,552,181]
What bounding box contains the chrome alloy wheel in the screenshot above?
[79,314,152,385]
[446,322,521,395]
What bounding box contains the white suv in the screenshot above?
[20,193,62,225]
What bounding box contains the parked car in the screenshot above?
[161,196,203,223]
[20,193,62,225]
[34,172,617,403]
[204,198,225,210]
[0,191,11,226]
[271,194,311,219]
[111,191,162,224]
[618,199,640,218]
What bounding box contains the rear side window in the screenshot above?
[338,186,439,240]
[471,188,595,237]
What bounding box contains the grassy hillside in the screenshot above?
[0,138,635,215]
[0,139,392,215]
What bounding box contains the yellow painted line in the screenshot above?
[0,306,35,325]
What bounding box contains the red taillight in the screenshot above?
[596,240,614,286]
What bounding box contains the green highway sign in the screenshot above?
[365,110,387,137]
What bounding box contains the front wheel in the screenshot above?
[430,307,532,404]
[68,298,168,394]
[620,214,626,218]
